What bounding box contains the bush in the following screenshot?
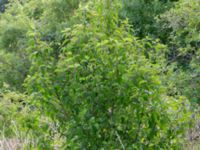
[25,1,192,149]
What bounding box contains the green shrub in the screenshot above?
[0,0,196,149]
[26,1,192,149]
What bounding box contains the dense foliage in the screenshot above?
[158,0,200,104]
[0,0,199,149]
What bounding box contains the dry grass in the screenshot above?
[0,138,22,150]
[186,141,200,150]
[186,119,200,150]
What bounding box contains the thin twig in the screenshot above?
[115,131,125,150]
